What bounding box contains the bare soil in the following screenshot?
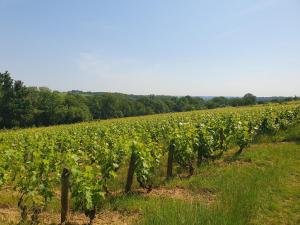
[0,207,137,225]
[0,186,214,224]
[134,186,216,204]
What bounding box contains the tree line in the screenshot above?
[0,71,296,129]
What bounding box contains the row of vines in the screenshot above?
[0,104,299,224]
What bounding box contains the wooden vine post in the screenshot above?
[166,141,175,180]
[197,150,203,166]
[61,168,70,224]
[125,151,137,193]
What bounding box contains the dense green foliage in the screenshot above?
[2,71,297,129]
[0,102,299,223]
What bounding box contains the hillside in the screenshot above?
[0,102,299,224]
[1,121,300,225]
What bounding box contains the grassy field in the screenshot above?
[1,119,300,224]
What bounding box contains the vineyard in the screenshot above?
[0,102,300,224]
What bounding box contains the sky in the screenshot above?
[0,0,299,97]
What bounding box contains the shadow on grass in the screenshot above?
[256,123,300,144]
[223,148,252,164]
[294,140,300,145]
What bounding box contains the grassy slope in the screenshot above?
[108,125,300,225]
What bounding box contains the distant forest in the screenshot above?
[0,71,298,129]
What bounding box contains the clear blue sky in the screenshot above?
[0,0,299,96]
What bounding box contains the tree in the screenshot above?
[64,94,92,123]
[0,71,14,128]
[99,94,124,119]
[207,96,228,108]
[228,98,243,107]
[12,80,34,127]
[0,71,33,128]
[243,93,256,105]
